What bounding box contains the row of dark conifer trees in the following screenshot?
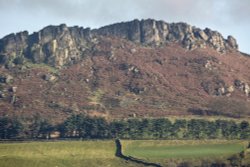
[1,114,250,139]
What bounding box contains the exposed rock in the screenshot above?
[201,77,226,96]
[205,60,212,70]
[43,74,57,82]
[128,66,140,73]
[227,36,238,50]
[6,75,13,83]
[130,48,136,53]
[0,74,13,83]
[0,91,5,98]
[10,86,17,93]
[197,30,208,41]
[244,83,250,96]
[10,95,16,104]
[140,19,162,45]
[234,79,250,96]
[217,87,225,96]
[0,19,239,68]
[208,85,235,97]
[1,24,92,68]
[96,19,238,52]
[227,85,235,93]
[0,31,28,64]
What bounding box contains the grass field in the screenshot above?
[0,140,137,167]
[123,140,247,159]
[122,140,249,165]
[0,140,248,167]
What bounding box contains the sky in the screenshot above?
[0,0,249,53]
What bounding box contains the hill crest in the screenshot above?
[0,19,238,68]
[1,19,250,121]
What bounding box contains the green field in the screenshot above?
[122,140,249,166]
[123,140,246,159]
[0,140,248,167]
[0,140,136,167]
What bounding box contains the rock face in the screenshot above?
[0,24,92,68]
[95,19,238,52]
[0,19,239,68]
[234,79,250,96]
[28,24,92,67]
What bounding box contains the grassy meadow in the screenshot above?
[123,140,247,159]
[122,140,249,166]
[0,140,136,167]
[0,140,248,167]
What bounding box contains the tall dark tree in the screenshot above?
[0,116,22,139]
[110,120,128,138]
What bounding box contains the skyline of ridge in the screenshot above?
[0,0,249,54]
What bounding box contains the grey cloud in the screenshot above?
[227,0,250,23]
[0,0,248,23]
[0,0,222,26]
[0,0,248,27]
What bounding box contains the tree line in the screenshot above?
[1,114,250,140]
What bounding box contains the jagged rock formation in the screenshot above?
[0,24,92,68]
[96,19,238,52]
[0,19,238,68]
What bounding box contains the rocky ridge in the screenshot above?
[95,19,238,51]
[0,19,238,68]
[1,19,249,120]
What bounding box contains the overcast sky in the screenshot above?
[0,0,249,53]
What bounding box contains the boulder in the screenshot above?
[43,74,57,82]
[10,86,17,93]
[227,85,235,93]
[244,83,250,96]
[234,79,250,96]
[217,87,225,96]
[130,48,136,54]
[227,36,238,50]
[205,60,212,70]
[0,74,13,84]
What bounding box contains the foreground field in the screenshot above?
[122,140,249,166]
[123,140,246,159]
[0,140,248,167]
[0,140,137,167]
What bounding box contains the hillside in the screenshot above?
[0,19,250,121]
